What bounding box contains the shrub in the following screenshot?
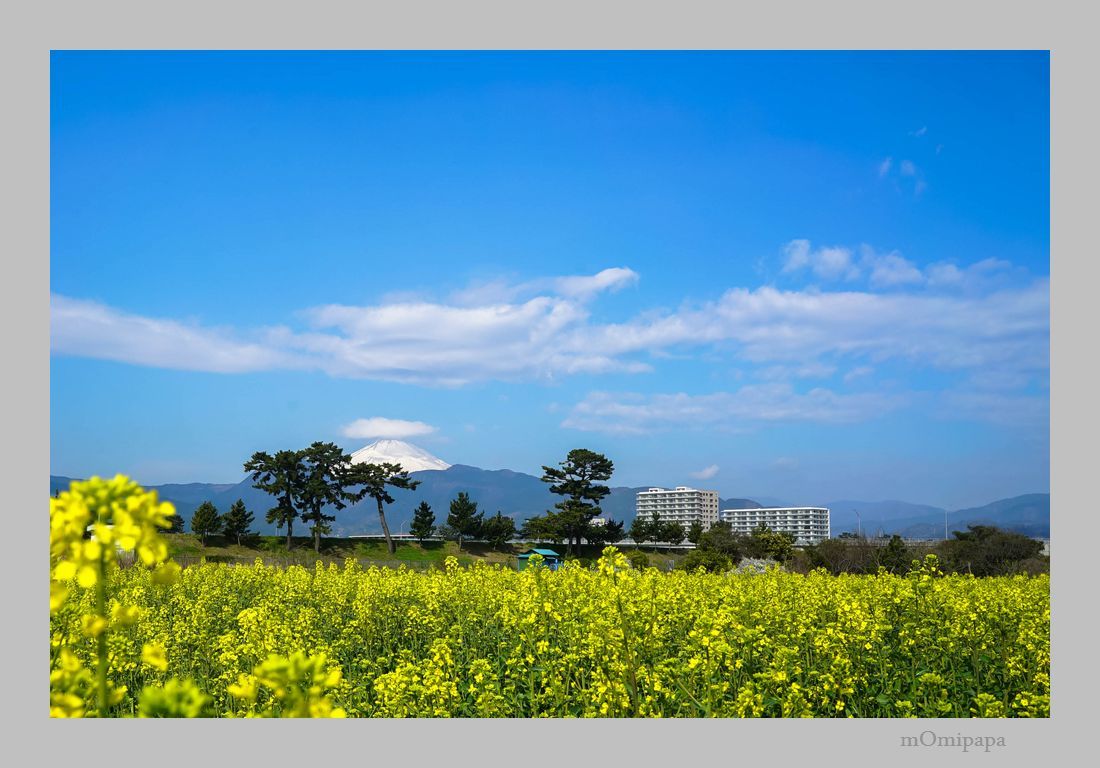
[678,548,732,573]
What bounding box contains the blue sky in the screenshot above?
[50,51,1049,508]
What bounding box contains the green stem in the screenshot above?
[95,551,109,717]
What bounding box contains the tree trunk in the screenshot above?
[378,499,395,555]
[283,493,294,551]
[314,528,320,553]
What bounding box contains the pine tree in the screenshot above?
[629,515,651,549]
[409,501,436,545]
[245,449,306,551]
[298,442,353,553]
[541,448,614,555]
[661,519,686,546]
[482,511,516,550]
[584,518,625,547]
[343,462,420,555]
[222,499,256,546]
[190,501,222,545]
[447,492,483,550]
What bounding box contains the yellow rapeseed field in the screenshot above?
[50,476,1050,718]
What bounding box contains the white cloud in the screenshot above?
[288,293,647,386]
[782,240,860,281]
[878,157,893,177]
[690,464,720,480]
[340,417,438,440]
[780,239,811,271]
[450,267,639,305]
[553,267,639,299]
[757,362,837,381]
[562,386,906,435]
[862,247,924,288]
[50,294,298,373]
[900,160,918,177]
[51,256,1047,393]
[583,279,1048,379]
[910,126,928,138]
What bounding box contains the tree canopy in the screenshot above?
[298,442,354,552]
[482,511,516,550]
[540,448,614,555]
[409,501,436,545]
[244,449,306,551]
[343,461,420,555]
[447,492,483,550]
[190,501,222,545]
[221,499,255,546]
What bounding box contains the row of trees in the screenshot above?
[243,442,418,553]
[407,495,519,550]
[629,512,689,548]
[678,522,797,572]
[802,525,1046,577]
[240,444,622,556]
[187,499,256,546]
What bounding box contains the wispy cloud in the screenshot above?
[938,390,1049,428]
[49,294,299,373]
[925,258,1014,290]
[843,366,874,383]
[340,417,438,440]
[690,464,720,480]
[757,363,837,381]
[910,126,928,138]
[52,255,1048,393]
[562,386,906,435]
[861,246,924,288]
[782,240,860,281]
[450,267,638,305]
[878,153,927,196]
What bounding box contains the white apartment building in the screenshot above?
[719,507,830,546]
[635,487,720,532]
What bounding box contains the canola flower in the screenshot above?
[49,476,345,718]
[51,504,1050,717]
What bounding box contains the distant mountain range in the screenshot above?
[50,441,1049,538]
[825,495,1050,538]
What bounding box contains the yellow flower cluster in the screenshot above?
[50,476,350,719]
[229,651,347,718]
[50,475,178,611]
[50,544,1049,718]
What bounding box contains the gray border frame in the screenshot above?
[11,0,1093,764]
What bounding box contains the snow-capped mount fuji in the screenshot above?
[348,440,451,473]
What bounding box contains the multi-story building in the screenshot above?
[719,507,830,545]
[635,486,720,532]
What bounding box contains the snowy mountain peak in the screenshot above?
[348,440,451,473]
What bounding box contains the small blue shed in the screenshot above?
[517,548,563,571]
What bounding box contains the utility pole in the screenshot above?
[854,508,861,538]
